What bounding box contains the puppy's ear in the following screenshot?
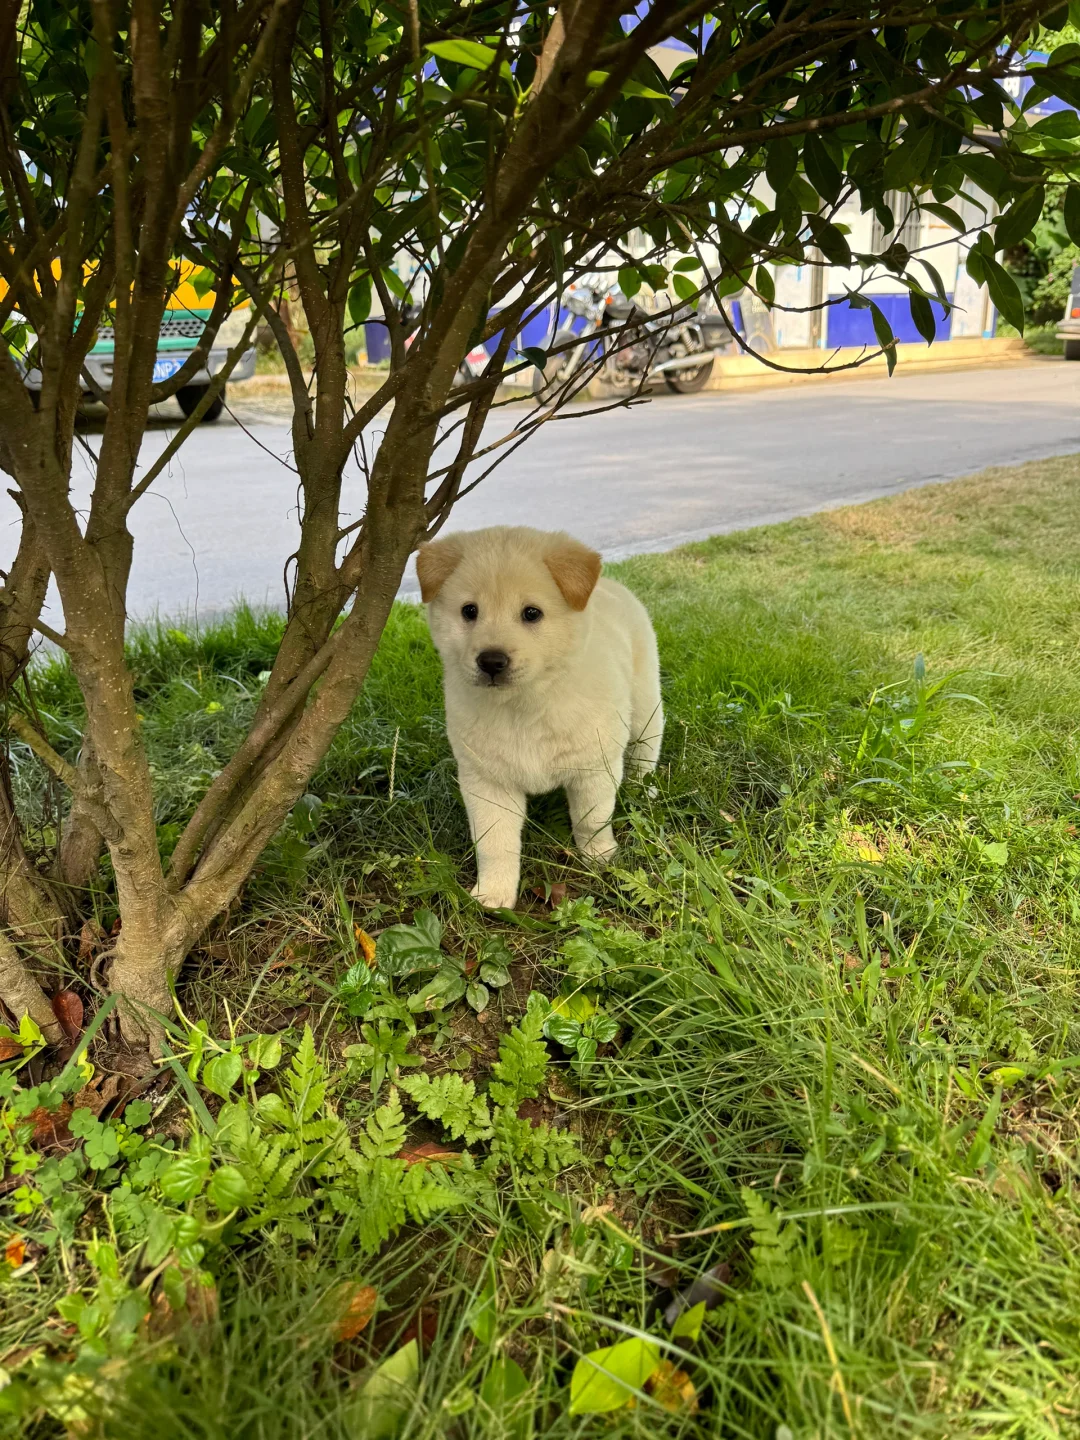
[544,536,602,611]
[416,536,464,602]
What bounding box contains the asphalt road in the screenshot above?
[7,359,1080,624]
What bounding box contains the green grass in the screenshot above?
[6,455,1080,1438]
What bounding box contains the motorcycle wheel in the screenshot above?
[665,358,713,393]
[532,329,578,401]
[664,328,713,393]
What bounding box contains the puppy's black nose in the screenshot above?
[476,649,510,679]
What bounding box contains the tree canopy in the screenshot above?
[0,0,1077,1044]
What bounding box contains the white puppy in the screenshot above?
[417,526,664,909]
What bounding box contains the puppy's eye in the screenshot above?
[521,606,543,623]
[461,603,478,622]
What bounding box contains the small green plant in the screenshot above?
[742,1187,798,1291]
[344,1019,425,1097]
[544,1009,618,1068]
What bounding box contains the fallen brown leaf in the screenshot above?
[398,1141,462,1166]
[28,1103,73,1147]
[0,1037,23,1061]
[396,1305,438,1354]
[51,990,84,1043]
[5,1237,26,1267]
[647,1360,698,1414]
[333,1282,378,1341]
[531,882,567,908]
[72,1073,121,1117]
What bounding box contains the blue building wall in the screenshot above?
[825,292,953,347]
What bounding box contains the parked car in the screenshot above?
[5,266,256,421]
[1058,265,1080,360]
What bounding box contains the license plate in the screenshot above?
[153,357,184,382]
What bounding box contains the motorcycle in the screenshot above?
[532,276,729,400]
[402,302,490,387]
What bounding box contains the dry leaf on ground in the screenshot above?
[5,1238,26,1267]
[647,1360,698,1414]
[332,1282,378,1341]
[398,1141,461,1166]
[353,927,377,964]
[51,990,84,1042]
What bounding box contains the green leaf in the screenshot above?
[621,78,670,101]
[765,137,797,196]
[349,1339,419,1439]
[248,1034,282,1071]
[995,186,1044,250]
[908,288,936,345]
[465,980,490,1012]
[203,1050,243,1099]
[408,967,467,1011]
[672,272,698,304]
[922,202,966,233]
[376,911,443,976]
[85,1125,120,1170]
[480,1356,529,1412]
[467,1274,497,1343]
[671,1299,706,1341]
[426,39,499,71]
[160,1152,211,1203]
[478,961,511,987]
[802,133,841,205]
[124,1099,153,1128]
[618,265,642,299]
[208,1163,255,1211]
[589,1015,619,1045]
[348,278,372,327]
[68,1107,101,1139]
[519,346,547,372]
[544,1015,581,1049]
[754,265,775,306]
[868,300,897,374]
[982,255,1025,334]
[1031,109,1080,139]
[981,841,1009,866]
[883,124,935,190]
[806,214,851,267]
[569,1337,661,1414]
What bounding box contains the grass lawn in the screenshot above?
[5,455,1080,1438]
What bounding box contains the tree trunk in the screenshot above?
[108,923,187,1046]
[0,931,61,1042]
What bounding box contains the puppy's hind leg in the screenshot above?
[459,768,527,910]
[567,763,620,865]
[627,667,664,778]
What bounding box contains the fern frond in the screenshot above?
[357,1086,407,1160]
[401,1163,464,1222]
[742,1186,797,1289]
[492,1110,579,1175]
[488,1001,549,1108]
[351,1156,409,1251]
[399,1072,493,1143]
[285,1025,327,1122]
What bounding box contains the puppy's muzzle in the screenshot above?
[475,648,511,685]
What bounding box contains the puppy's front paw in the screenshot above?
[470,880,518,910]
